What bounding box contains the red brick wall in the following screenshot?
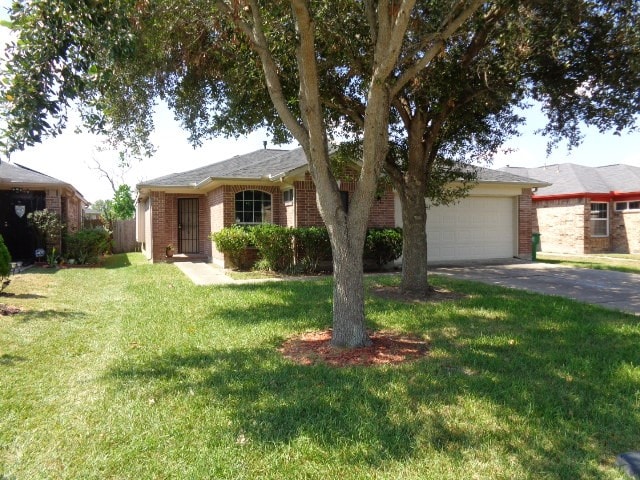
[293,174,395,228]
[208,187,225,263]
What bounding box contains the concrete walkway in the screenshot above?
[173,262,235,286]
[432,262,640,316]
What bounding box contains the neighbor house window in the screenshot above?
[590,202,608,237]
[615,201,640,211]
[235,190,272,224]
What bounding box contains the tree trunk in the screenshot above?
[330,231,371,347]
[398,180,430,295]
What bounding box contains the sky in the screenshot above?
[0,3,638,204]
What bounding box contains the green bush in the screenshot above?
[364,228,403,268]
[209,225,252,269]
[64,228,110,264]
[292,227,331,273]
[250,224,294,272]
[0,234,11,293]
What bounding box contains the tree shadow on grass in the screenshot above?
[107,347,432,466]
[16,308,85,323]
[104,275,640,477]
[0,354,27,366]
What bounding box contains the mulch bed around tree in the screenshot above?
[279,329,429,367]
[0,303,22,316]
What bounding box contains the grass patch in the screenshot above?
[537,253,640,274]
[1,253,638,479]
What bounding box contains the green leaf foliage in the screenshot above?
[364,228,404,268]
[26,209,64,250]
[112,185,135,220]
[64,228,111,265]
[249,225,294,272]
[209,225,252,270]
[0,234,12,293]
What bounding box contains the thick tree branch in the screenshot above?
[215,0,308,146]
[391,0,485,96]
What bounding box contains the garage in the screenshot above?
[393,169,549,264]
[426,196,516,262]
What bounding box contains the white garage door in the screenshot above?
[426,196,516,262]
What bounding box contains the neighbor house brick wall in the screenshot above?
[63,195,83,233]
[517,189,532,257]
[611,210,640,254]
[534,198,588,254]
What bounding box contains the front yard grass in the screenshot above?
[1,253,638,479]
[537,252,640,274]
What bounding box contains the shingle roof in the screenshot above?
[0,161,68,186]
[139,147,547,189]
[138,148,307,187]
[500,163,640,195]
[474,166,550,186]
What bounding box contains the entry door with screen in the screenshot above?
[178,198,199,254]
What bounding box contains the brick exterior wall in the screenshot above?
[149,192,210,262]
[534,198,588,254]
[611,210,640,254]
[532,197,640,254]
[517,189,532,257]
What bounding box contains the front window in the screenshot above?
[590,202,608,237]
[615,201,640,211]
[235,190,272,224]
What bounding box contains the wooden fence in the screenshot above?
[113,219,138,253]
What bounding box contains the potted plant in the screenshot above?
[166,244,175,258]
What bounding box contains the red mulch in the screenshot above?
[279,329,429,367]
[0,303,22,316]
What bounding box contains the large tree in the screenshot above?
[1,1,638,340]
[0,0,484,347]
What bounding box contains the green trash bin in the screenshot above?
[531,232,541,261]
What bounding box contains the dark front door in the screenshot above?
[178,198,199,254]
[0,190,46,262]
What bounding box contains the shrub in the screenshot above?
[64,228,110,264]
[210,226,252,269]
[292,227,331,273]
[364,228,403,268]
[27,209,64,251]
[250,224,294,272]
[0,234,11,293]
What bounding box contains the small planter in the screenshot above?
[166,245,175,258]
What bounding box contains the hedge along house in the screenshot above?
[0,160,88,262]
[136,147,545,266]
[501,164,640,254]
[135,148,396,266]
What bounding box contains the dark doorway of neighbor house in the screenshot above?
[0,189,46,262]
[178,198,199,254]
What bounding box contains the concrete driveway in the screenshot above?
[432,262,640,316]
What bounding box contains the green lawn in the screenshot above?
[537,253,640,274]
[1,253,638,479]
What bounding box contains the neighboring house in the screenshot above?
[501,163,640,254]
[136,147,544,266]
[0,161,88,261]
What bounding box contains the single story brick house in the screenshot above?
[0,160,88,261]
[501,163,640,254]
[136,147,545,266]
